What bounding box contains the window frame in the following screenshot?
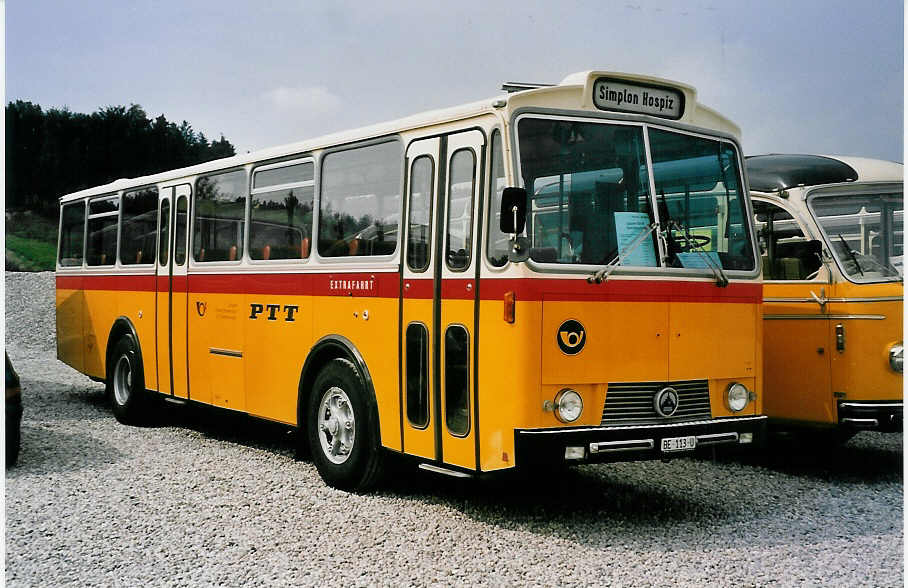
[119,185,159,266]
[191,167,249,265]
[57,200,87,269]
[85,193,120,267]
[315,137,403,263]
[248,156,316,264]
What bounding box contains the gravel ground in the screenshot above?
[5,271,904,586]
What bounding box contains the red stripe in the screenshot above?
[478,278,761,303]
[58,272,760,303]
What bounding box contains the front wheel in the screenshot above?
[107,334,150,425]
[307,358,384,491]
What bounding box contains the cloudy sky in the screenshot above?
[7,1,904,161]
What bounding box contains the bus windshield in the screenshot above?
[809,192,904,281]
[516,117,754,271]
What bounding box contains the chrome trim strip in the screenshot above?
[763,314,885,320]
[589,439,655,453]
[840,402,904,409]
[696,432,739,445]
[418,463,473,478]
[764,296,903,303]
[520,415,766,435]
[209,347,243,358]
[841,418,880,426]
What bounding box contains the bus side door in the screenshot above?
[155,184,191,400]
[402,130,485,471]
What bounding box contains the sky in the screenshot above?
[6,1,904,162]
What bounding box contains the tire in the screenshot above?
[106,334,150,425]
[307,358,384,491]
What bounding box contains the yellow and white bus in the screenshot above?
[748,154,903,439]
[56,70,766,490]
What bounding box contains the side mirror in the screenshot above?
[499,187,527,234]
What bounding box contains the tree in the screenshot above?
[5,101,237,217]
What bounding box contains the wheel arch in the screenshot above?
[105,317,145,382]
[298,335,379,433]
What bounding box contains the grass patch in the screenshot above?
[6,211,58,271]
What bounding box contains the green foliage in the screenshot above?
[5,234,57,271]
[5,101,237,218]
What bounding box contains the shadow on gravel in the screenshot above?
[8,423,127,475]
[718,434,903,484]
[379,460,730,527]
[158,403,298,458]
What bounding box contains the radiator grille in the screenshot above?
[601,379,712,424]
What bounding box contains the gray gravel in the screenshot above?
[5,271,903,586]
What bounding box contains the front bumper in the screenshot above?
[515,415,767,466]
[838,401,902,432]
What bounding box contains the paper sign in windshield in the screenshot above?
[676,251,721,269]
[614,212,657,267]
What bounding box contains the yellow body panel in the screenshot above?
[763,280,902,424]
[56,288,84,372]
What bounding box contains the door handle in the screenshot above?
[809,287,827,311]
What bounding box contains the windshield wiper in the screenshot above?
[837,234,864,276]
[588,222,657,284]
[670,219,729,287]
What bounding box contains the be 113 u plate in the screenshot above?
[661,435,697,453]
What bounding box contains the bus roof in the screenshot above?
[60,70,738,203]
[746,154,903,193]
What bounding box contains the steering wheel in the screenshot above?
[677,233,711,252]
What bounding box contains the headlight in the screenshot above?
[890,344,903,373]
[554,389,583,423]
[726,383,749,412]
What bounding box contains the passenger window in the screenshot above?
[444,325,470,436]
[446,149,475,271]
[406,323,430,428]
[250,161,314,261]
[318,141,401,258]
[753,200,822,280]
[121,187,158,265]
[175,195,188,266]
[487,129,509,267]
[59,201,86,267]
[159,199,170,266]
[86,196,119,266]
[193,169,247,262]
[407,156,434,272]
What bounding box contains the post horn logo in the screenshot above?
[196,301,207,317]
[654,387,680,418]
[557,319,586,355]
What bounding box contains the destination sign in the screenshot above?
[592,78,684,120]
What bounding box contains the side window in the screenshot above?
[86,196,119,266]
[318,141,402,258]
[444,325,470,436]
[754,200,822,280]
[59,201,85,267]
[445,149,476,271]
[159,199,170,266]
[193,169,247,262]
[120,187,158,265]
[406,323,430,428]
[487,129,509,267]
[406,156,434,272]
[174,195,188,266]
[250,160,314,261]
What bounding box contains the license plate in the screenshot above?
[661,436,697,453]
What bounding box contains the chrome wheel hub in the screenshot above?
[317,386,355,464]
[113,355,132,406]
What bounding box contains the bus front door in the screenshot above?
[402,131,484,471]
[155,184,191,400]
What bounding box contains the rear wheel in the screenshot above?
[307,358,384,491]
[107,334,150,425]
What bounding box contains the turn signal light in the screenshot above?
[503,291,515,323]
